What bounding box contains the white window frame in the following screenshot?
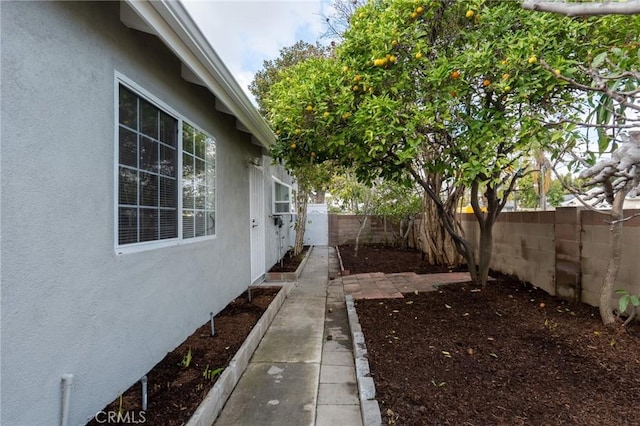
[272,177,293,215]
[114,72,216,255]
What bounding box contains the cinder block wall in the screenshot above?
[460,207,640,307]
[580,209,640,306]
[328,215,399,246]
[329,209,640,307]
[461,212,556,296]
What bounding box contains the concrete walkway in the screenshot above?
[214,246,362,426]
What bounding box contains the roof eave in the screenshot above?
[121,0,275,149]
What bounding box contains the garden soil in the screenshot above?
[345,245,640,425]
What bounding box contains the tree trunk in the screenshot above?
[402,218,414,250]
[478,221,493,286]
[354,215,368,258]
[417,187,463,267]
[599,185,630,325]
[293,186,309,257]
[406,167,479,283]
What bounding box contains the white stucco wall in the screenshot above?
[0,2,281,424]
[263,160,297,271]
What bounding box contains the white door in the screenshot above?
[304,203,329,245]
[249,166,265,283]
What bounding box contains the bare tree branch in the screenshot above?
[544,118,640,130]
[522,0,640,16]
[540,60,640,113]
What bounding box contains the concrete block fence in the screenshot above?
[329,208,640,307]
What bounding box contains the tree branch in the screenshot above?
[522,0,640,16]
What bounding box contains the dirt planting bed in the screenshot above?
[344,245,640,425]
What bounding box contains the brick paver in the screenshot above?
[335,272,472,300]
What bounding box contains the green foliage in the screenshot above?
[515,173,568,209]
[250,41,331,114]
[267,1,610,191]
[263,0,639,284]
[616,289,640,315]
[327,172,421,218]
[179,348,192,368]
[202,364,224,381]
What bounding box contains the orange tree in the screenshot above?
[267,0,636,285]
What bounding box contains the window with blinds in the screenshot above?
[117,82,216,248]
[273,180,292,215]
[182,123,216,239]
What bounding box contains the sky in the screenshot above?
[182,0,335,101]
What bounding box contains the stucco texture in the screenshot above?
[1,2,285,424]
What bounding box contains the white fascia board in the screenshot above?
[122,0,275,149]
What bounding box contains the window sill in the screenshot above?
[115,235,216,255]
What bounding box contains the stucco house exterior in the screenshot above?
[0,1,296,424]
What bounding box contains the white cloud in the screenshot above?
[183,0,333,97]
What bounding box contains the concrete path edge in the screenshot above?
[186,283,295,426]
[346,294,383,426]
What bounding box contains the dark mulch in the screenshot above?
[268,246,309,272]
[338,244,465,274]
[345,246,640,425]
[87,287,279,426]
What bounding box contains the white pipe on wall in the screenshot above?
[61,373,73,426]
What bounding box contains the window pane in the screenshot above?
[159,145,175,177]
[205,171,215,210]
[194,133,206,159]
[183,124,194,154]
[183,153,194,209]
[159,177,176,208]
[140,137,158,172]
[119,128,137,167]
[140,209,158,242]
[195,159,205,208]
[118,207,138,244]
[205,141,216,163]
[159,210,177,240]
[119,167,138,205]
[140,99,158,138]
[275,183,290,202]
[206,211,215,236]
[119,86,137,129]
[159,112,177,147]
[117,85,178,246]
[182,123,215,238]
[140,172,158,207]
[275,202,290,214]
[182,210,194,239]
[195,211,206,237]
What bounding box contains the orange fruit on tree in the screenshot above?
[415,52,423,59]
[290,143,297,149]
[482,79,491,87]
[451,70,460,79]
[466,10,474,18]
